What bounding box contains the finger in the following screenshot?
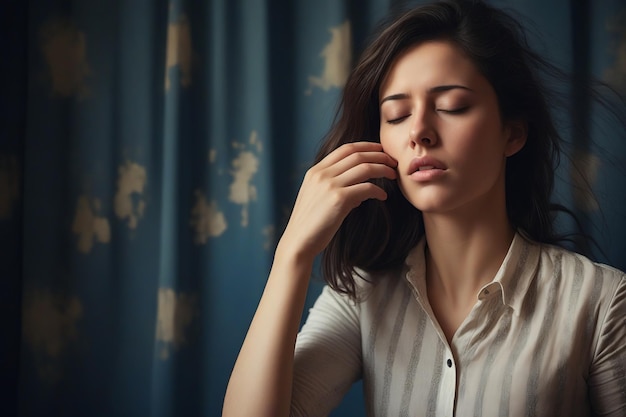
[316,142,386,168]
[326,150,397,178]
[334,162,397,187]
[343,182,389,208]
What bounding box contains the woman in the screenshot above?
[223,1,626,416]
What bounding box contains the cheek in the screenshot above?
[378,129,387,148]
[379,132,399,159]
[453,121,504,156]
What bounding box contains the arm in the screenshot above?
[588,273,626,416]
[291,285,363,416]
[222,142,397,417]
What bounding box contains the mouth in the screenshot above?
[407,157,446,175]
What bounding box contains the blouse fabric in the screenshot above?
[291,233,626,417]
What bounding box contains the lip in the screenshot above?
[406,156,447,182]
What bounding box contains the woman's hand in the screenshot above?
[278,141,397,263]
[223,141,396,417]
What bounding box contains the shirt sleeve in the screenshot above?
[588,273,626,416]
[290,285,362,417]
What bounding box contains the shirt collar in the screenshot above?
[403,232,541,316]
[487,232,540,315]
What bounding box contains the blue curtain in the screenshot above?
[1,0,624,416]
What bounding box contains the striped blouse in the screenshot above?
[291,233,626,417]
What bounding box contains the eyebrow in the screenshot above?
[380,84,473,105]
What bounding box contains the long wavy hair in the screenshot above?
[314,0,608,300]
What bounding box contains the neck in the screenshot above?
[423,202,514,305]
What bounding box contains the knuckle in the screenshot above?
[343,142,358,153]
[349,152,365,165]
[363,162,377,175]
[329,188,344,206]
[308,168,324,183]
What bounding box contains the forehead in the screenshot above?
[380,40,487,94]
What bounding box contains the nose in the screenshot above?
[409,113,437,149]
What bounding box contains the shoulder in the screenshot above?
[537,241,625,284]
[531,240,625,310]
[312,266,410,320]
[352,265,409,303]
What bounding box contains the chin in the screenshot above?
[405,198,451,214]
[399,188,454,213]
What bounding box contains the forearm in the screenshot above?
[223,142,396,416]
[222,245,313,417]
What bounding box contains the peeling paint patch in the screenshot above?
[190,189,227,243]
[114,161,147,229]
[40,18,91,98]
[165,14,193,91]
[231,141,245,150]
[22,288,82,382]
[306,21,352,94]
[155,288,197,360]
[249,130,263,153]
[72,195,111,253]
[228,131,262,227]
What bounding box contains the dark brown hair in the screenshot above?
[314,0,608,299]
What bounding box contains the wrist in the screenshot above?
[275,242,315,271]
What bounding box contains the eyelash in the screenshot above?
[439,106,469,114]
[385,107,469,124]
[386,116,409,125]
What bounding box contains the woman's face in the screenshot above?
[379,40,525,217]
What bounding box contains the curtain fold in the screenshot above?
[1,0,624,416]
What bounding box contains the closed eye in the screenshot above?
[386,115,410,125]
[437,106,469,114]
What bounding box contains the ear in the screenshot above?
[504,120,527,157]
